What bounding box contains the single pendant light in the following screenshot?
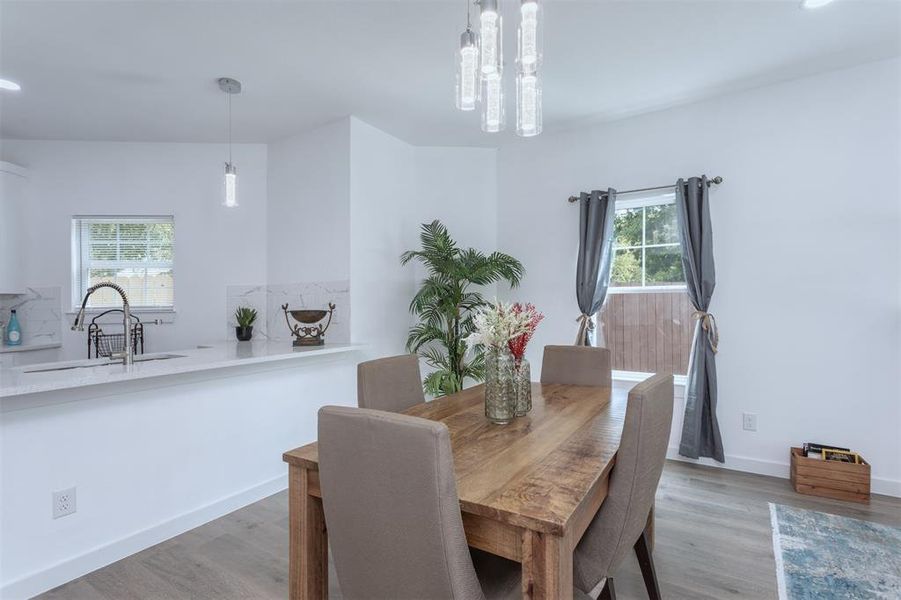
[218,77,241,208]
[455,0,480,111]
[515,0,542,137]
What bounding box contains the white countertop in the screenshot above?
[0,342,363,398]
[0,342,62,354]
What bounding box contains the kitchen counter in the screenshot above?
[0,342,62,354]
[0,341,363,398]
[1,339,363,598]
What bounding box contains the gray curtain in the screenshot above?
[575,189,616,346]
[675,176,724,462]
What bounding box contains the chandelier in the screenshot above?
[456,0,543,137]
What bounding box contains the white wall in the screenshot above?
[412,146,498,255]
[0,124,499,364]
[348,118,500,359]
[497,58,901,495]
[349,118,416,357]
[267,119,351,285]
[0,140,268,361]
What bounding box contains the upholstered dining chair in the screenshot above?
[357,354,425,413]
[317,406,593,600]
[572,373,674,600]
[540,345,612,387]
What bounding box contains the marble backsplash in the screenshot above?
[225,284,269,340]
[0,286,62,346]
[226,281,350,344]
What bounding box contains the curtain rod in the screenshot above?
[567,176,723,203]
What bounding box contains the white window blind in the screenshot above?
[72,216,175,310]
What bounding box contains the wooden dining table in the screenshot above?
[282,382,627,600]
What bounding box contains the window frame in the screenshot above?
[71,215,176,312]
[608,192,686,294]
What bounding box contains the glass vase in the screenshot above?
[484,345,516,424]
[513,358,531,416]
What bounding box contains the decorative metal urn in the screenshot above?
[281,302,335,346]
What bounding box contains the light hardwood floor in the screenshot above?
[37,461,901,600]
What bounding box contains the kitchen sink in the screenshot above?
[23,354,186,374]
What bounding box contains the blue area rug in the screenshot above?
[769,503,901,599]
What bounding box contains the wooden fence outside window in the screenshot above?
[599,290,694,375]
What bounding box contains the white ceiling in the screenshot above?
[1,0,898,147]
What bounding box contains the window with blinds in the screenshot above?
[72,216,175,310]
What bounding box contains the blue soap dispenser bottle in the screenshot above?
[6,309,22,346]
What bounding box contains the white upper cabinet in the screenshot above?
[0,161,27,294]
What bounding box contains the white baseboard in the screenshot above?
[666,447,901,498]
[1,474,288,600]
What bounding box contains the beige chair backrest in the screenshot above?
[572,373,674,592]
[540,345,612,387]
[318,406,485,600]
[357,354,425,413]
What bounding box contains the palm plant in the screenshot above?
[401,220,524,396]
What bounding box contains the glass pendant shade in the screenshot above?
[224,163,237,207]
[517,0,542,72]
[515,72,541,137]
[218,77,242,207]
[456,29,480,111]
[479,0,502,76]
[481,72,505,133]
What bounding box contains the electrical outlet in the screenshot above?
[742,412,758,432]
[52,487,76,519]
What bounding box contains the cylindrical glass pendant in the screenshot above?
[517,0,542,72]
[481,73,505,133]
[515,72,541,137]
[479,0,502,76]
[224,162,238,207]
[456,29,480,111]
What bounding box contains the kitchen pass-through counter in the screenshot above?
[0,341,363,400]
[1,340,365,598]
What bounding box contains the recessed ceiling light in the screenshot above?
[0,79,21,91]
[801,0,836,8]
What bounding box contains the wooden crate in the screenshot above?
[790,447,870,504]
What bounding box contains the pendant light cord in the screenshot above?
[466,0,471,30]
[227,91,232,164]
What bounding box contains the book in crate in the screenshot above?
[790,447,870,504]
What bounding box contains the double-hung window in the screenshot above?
[610,193,685,290]
[601,193,691,376]
[72,216,175,310]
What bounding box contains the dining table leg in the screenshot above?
[522,529,573,599]
[288,464,328,600]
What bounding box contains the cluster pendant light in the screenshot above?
[456,0,542,137]
[218,77,241,208]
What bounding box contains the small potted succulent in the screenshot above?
[234,306,257,342]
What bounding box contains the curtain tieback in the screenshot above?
[692,310,719,354]
[576,313,595,331]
